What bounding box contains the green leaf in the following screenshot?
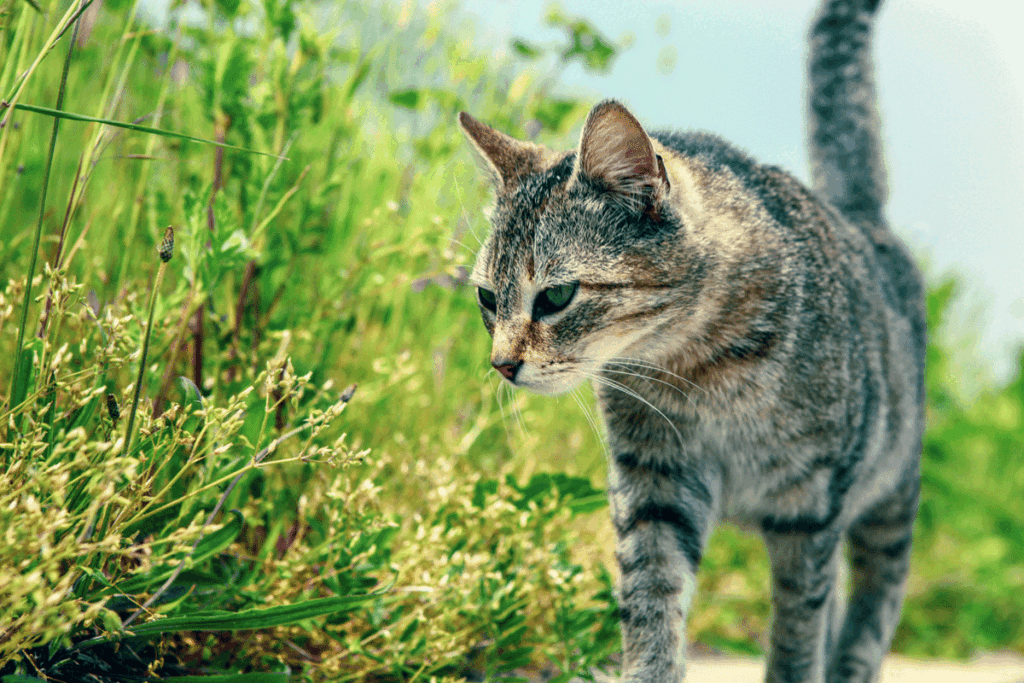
[221,229,251,254]
[9,337,41,415]
[387,86,464,113]
[568,494,607,515]
[11,103,281,158]
[162,674,289,683]
[705,632,763,657]
[496,623,528,648]
[129,594,378,634]
[398,617,419,643]
[3,676,47,683]
[425,88,464,113]
[531,98,583,133]
[263,0,296,41]
[511,38,542,60]
[472,479,498,508]
[215,40,255,122]
[388,88,422,110]
[79,566,116,591]
[560,20,617,73]
[340,58,372,106]
[214,0,241,18]
[178,376,205,407]
[545,673,576,683]
[496,645,534,669]
[108,510,244,595]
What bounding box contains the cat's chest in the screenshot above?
[689,417,835,522]
[599,382,846,526]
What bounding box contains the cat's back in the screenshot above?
[655,128,924,344]
[639,126,925,522]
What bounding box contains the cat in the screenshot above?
[458,0,925,681]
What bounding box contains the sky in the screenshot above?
[453,0,1024,385]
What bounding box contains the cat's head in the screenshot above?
[460,100,707,396]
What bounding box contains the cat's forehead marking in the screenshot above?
[487,153,577,282]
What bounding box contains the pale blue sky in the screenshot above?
[454,0,1024,385]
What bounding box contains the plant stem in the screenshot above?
[7,0,81,436]
[123,227,173,457]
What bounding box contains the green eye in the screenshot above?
[477,287,497,312]
[533,282,577,318]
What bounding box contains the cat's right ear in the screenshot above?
[574,100,670,215]
[458,112,550,192]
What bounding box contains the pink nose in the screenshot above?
[492,360,521,381]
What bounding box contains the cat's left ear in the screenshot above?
[574,100,671,214]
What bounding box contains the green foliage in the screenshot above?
[0,0,614,678]
[896,277,1024,657]
[503,3,624,134]
[544,4,618,73]
[0,0,1021,680]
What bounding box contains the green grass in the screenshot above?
[1,0,1022,680]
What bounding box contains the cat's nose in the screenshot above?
[491,359,522,382]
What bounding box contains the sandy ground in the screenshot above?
[582,653,1024,683]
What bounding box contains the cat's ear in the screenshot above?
[575,100,670,213]
[459,112,550,191]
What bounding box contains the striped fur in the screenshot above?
[459,1,924,681]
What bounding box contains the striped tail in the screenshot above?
[808,0,887,224]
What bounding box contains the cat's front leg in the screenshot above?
[609,449,719,683]
[762,527,844,683]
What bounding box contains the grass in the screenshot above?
[0,0,1021,680]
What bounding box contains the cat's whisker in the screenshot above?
[492,373,516,444]
[447,235,479,255]
[596,366,699,410]
[495,377,528,442]
[578,356,701,408]
[569,385,609,463]
[605,356,709,396]
[509,382,528,439]
[580,371,687,455]
[450,175,485,249]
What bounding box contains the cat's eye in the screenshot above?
[533,283,577,318]
[477,287,497,312]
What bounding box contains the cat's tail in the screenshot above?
[808,0,887,224]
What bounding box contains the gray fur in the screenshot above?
[809,0,888,224]
[459,1,924,681]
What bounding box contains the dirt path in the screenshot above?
[657,653,1024,683]
[524,652,1024,682]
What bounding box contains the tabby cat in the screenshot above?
[459,0,925,681]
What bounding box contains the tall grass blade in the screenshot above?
[123,227,173,457]
[2,675,47,683]
[7,2,80,438]
[11,102,286,158]
[127,595,380,634]
[161,675,289,683]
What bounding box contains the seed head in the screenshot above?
[158,226,174,262]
